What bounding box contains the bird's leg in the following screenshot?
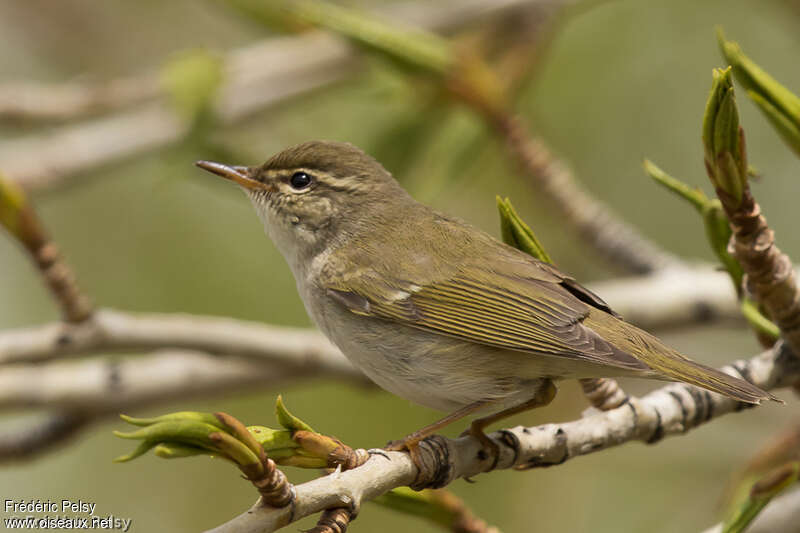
[461,379,557,467]
[385,399,494,466]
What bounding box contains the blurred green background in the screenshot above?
[1,0,800,531]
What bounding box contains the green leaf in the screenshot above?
[246,425,296,452]
[702,200,742,290]
[113,441,159,463]
[275,395,315,433]
[119,412,226,429]
[740,298,780,340]
[152,443,209,459]
[643,159,708,212]
[222,0,452,75]
[748,90,800,157]
[373,488,457,528]
[718,28,800,159]
[113,420,222,452]
[160,49,223,125]
[723,462,800,533]
[214,0,302,32]
[496,196,552,264]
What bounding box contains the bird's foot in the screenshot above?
[385,435,426,468]
[459,423,499,469]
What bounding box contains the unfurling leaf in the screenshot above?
[718,28,800,157]
[496,196,552,264]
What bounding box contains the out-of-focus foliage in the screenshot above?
[2,1,800,532]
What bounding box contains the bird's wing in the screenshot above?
[321,239,648,373]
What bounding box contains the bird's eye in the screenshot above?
[289,171,313,190]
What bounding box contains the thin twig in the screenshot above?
[0,177,92,322]
[489,115,679,274]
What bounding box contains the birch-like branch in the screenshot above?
[0,308,352,373]
[210,343,799,533]
[0,76,160,123]
[0,265,750,369]
[0,349,345,413]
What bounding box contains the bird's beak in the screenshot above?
[195,161,264,191]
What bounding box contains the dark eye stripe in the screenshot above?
[290,171,313,190]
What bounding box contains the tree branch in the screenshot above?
[209,343,799,533]
[0,308,353,374]
[0,349,350,413]
[0,76,160,123]
[485,116,680,274]
[0,175,92,322]
[0,411,90,462]
[0,265,756,370]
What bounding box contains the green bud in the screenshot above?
[0,173,26,237]
[496,196,552,264]
[703,67,747,204]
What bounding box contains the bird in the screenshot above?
[196,140,776,465]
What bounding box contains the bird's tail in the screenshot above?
[585,311,779,404]
[643,351,779,404]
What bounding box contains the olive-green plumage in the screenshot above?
[319,198,773,405]
[197,140,775,427]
